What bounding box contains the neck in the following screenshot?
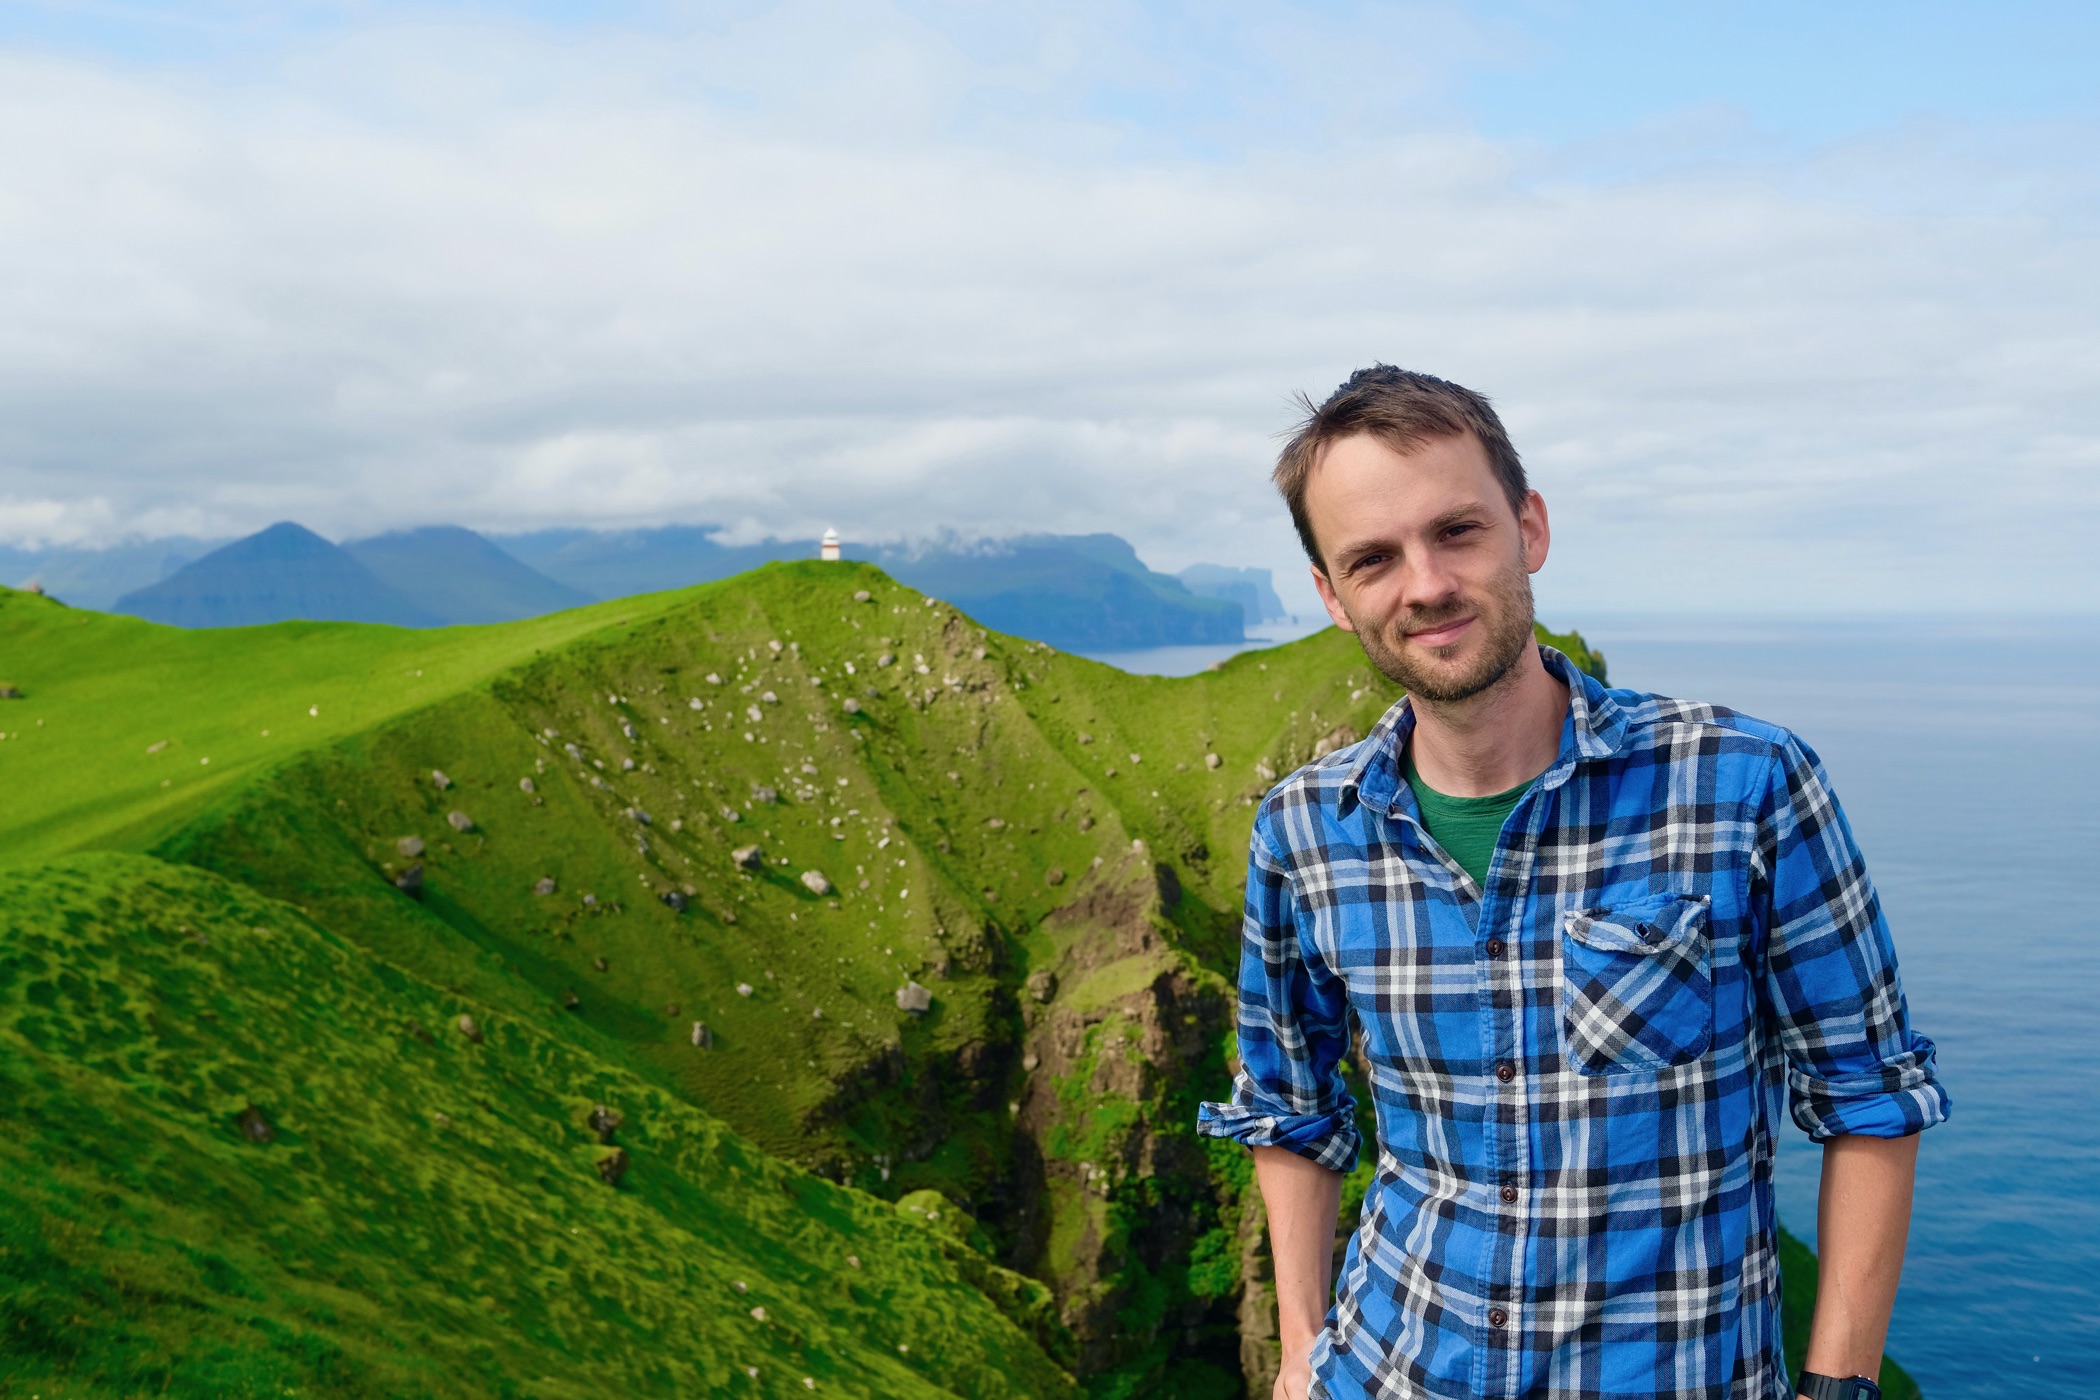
[1406,644,1569,798]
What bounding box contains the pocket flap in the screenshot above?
[1564,893,1710,955]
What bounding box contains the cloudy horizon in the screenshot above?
[3,1,2098,618]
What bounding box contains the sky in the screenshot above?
[1,1,2096,618]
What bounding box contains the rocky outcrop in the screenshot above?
[1007,853,1236,1383]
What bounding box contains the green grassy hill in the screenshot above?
[0,567,1913,1399]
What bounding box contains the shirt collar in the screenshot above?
[1339,645,1627,819]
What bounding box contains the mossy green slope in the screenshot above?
[0,853,1072,1399]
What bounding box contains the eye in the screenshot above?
[1441,522,1481,542]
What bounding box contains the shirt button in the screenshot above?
[1494,1062,1516,1083]
[1500,1184,1519,1204]
[1487,1308,1509,1328]
[1485,938,1505,959]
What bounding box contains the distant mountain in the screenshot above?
[114,523,440,628]
[1175,564,1291,627]
[497,525,796,602]
[1,537,224,611]
[342,526,593,624]
[868,534,1242,651]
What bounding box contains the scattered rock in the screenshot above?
[750,785,778,804]
[721,807,742,822]
[1022,1052,1040,1072]
[431,769,452,790]
[846,1253,860,1268]
[519,777,536,793]
[562,990,581,1011]
[1311,723,1358,759]
[732,845,765,871]
[146,739,168,754]
[1076,816,1094,833]
[621,721,636,740]
[395,864,425,896]
[985,817,1005,830]
[404,1019,434,1044]
[445,810,473,832]
[1205,752,1222,770]
[1044,866,1065,887]
[596,1148,629,1187]
[737,982,755,997]
[800,870,833,896]
[706,672,723,685]
[593,956,608,972]
[588,1103,622,1144]
[396,835,426,858]
[0,684,20,700]
[236,1104,274,1143]
[661,890,689,912]
[895,981,933,1014]
[690,1020,713,1049]
[1077,732,1093,745]
[750,1305,769,1322]
[621,757,636,771]
[1026,968,1058,1003]
[455,1013,483,1044]
[761,691,779,705]
[876,652,896,668]
[533,876,558,896]
[842,698,862,714]
[623,806,652,825]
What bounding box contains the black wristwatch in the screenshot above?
[1797,1373,1880,1400]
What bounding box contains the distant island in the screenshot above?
[7,523,1285,653]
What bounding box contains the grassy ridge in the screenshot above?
[0,854,1073,1399]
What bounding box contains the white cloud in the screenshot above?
[0,5,2094,615]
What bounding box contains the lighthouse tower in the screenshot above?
[820,527,841,562]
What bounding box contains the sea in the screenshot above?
[1086,615,2100,1398]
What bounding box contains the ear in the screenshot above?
[1310,565,1356,633]
[1519,490,1551,574]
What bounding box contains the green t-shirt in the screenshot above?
[1403,750,1532,887]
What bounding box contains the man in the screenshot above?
[1198,367,1947,1400]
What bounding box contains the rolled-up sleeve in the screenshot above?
[1196,809,1358,1172]
[1759,734,1951,1141]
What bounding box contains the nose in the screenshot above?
[1397,550,1462,616]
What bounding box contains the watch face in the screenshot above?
[1844,1382,1881,1400]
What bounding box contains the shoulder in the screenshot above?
[1609,686,1802,762]
[1254,736,1379,851]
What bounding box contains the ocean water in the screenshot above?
[1098,616,2100,1397]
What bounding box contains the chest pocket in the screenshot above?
[1560,892,1714,1076]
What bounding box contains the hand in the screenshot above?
[1273,1351,1312,1400]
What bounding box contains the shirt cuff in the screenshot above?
[1788,1035,1952,1141]
[1197,1099,1360,1173]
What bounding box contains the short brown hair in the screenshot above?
[1274,365,1527,572]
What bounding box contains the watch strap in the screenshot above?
[1798,1372,1881,1400]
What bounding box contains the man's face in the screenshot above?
[1305,430,1550,704]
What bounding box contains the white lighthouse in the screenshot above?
[820,527,841,562]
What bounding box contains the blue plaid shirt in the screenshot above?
[1198,648,1948,1400]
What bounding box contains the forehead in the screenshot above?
[1304,430,1507,535]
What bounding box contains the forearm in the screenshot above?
[1254,1145,1343,1362]
[1803,1132,1918,1385]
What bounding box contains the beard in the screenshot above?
[1348,555,1538,704]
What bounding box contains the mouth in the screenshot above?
[1405,615,1474,649]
